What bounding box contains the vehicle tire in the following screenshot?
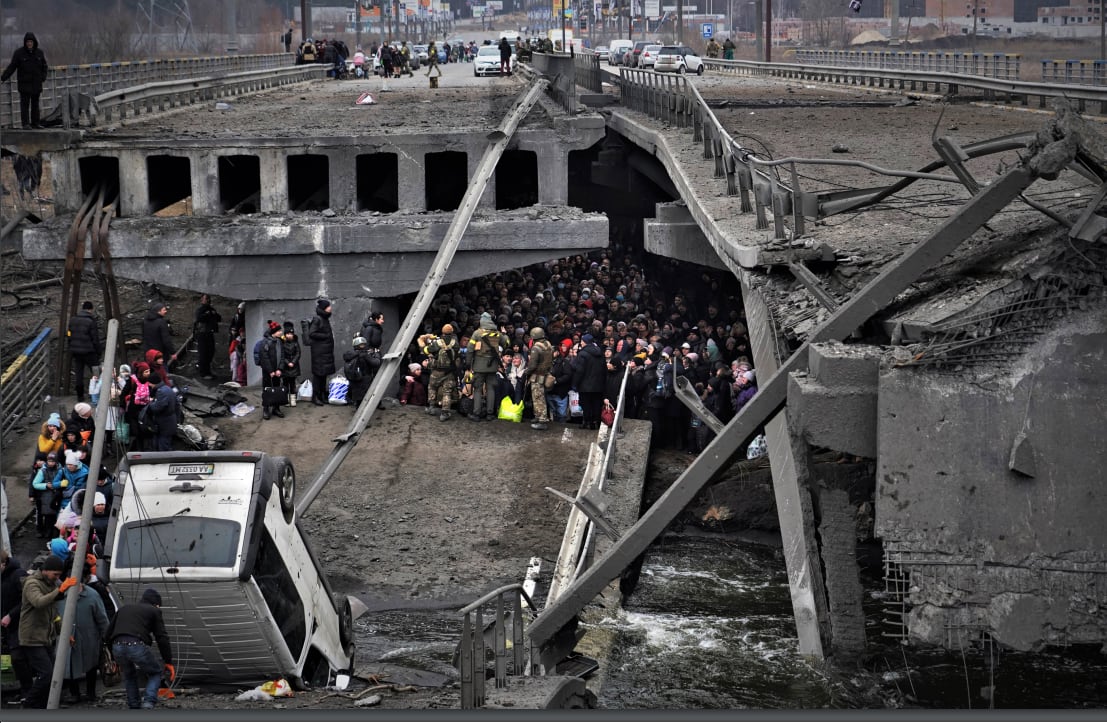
[697,64,704,76]
[335,594,355,666]
[678,64,686,74]
[277,461,296,521]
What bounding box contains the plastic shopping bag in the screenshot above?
[497,396,524,422]
[327,373,349,405]
[297,379,313,400]
[568,389,583,417]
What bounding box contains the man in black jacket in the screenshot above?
[107,587,174,710]
[259,323,286,420]
[308,299,336,406]
[192,293,222,379]
[67,300,102,402]
[142,302,176,366]
[1,32,48,129]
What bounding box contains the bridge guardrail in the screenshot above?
[795,49,1021,80]
[92,64,325,125]
[1,327,52,442]
[698,58,1107,115]
[1,53,295,129]
[457,583,538,708]
[574,50,603,94]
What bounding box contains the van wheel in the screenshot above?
[278,463,296,521]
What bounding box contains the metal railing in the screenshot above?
[0,327,53,441]
[1,53,295,129]
[93,65,325,125]
[795,49,1021,81]
[1040,59,1107,85]
[574,50,603,93]
[699,58,1107,114]
[457,583,538,709]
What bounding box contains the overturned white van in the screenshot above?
[102,450,356,689]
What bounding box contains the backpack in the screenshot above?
[253,338,265,367]
[137,404,159,436]
[344,355,364,383]
[475,331,502,358]
[434,340,456,371]
[133,381,150,406]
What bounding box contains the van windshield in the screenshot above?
[114,517,242,568]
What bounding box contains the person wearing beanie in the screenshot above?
[37,412,66,460]
[398,361,427,407]
[467,311,509,421]
[258,324,286,420]
[30,451,63,536]
[307,299,335,406]
[58,449,89,505]
[141,301,175,366]
[18,554,77,709]
[91,489,111,542]
[193,292,222,380]
[106,586,174,710]
[571,329,605,429]
[279,320,303,409]
[68,401,96,449]
[67,299,103,403]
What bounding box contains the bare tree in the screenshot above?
[801,0,849,48]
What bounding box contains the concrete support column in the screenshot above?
[535,147,569,205]
[258,150,288,213]
[742,274,829,659]
[54,154,82,214]
[328,150,356,213]
[190,152,221,215]
[815,486,867,661]
[396,148,425,211]
[118,151,149,217]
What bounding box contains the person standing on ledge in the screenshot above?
[2,33,48,129]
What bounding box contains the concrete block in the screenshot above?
[788,371,877,459]
[644,218,727,270]
[807,341,881,388]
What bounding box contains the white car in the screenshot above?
[639,44,662,69]
[105,451,359,689]
[594,46,610,62]
[654,45,705,75]
[474,45,515,76]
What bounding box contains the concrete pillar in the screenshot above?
[258,150,288,213]
[53,153,82,214]
[190,152,220,215]
[328,150,356,213]
[742,274,829,659]
[395,148,425,211]
[535,146,569,205]
[118,150,149,217]
[815,486,867,661]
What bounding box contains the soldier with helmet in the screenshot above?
[419,324,460,421]
[524,326,554,430]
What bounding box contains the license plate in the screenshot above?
[168,463,215,475]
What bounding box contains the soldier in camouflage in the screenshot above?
[420,324,459,421]
[525,327,554,430]
[467,312,509,421]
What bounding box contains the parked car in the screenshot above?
[474,44,515,76]
[625,40,652,68]
[608,39,634,66]
[412,44,430,62]
[639,44,662,69]
[593,45,610,62]
[654,45,705,75]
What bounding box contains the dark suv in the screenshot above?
[625,40,653,68]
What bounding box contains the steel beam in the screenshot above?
[527,164,1040,651]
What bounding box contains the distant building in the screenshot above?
[1037,0,1103,25]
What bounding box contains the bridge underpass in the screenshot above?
[5,55,1107,702]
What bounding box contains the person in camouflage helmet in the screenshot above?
[524,327,554,430]
[420,324,460,421]
[466,312,509,421]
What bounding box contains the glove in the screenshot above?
[58,577,77,593]
[86,552,98,576]
[164,663,176,681]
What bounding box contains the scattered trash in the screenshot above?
[215,102,232,110]
[355,91,375,105]
[235,688,272,702]
[260,678,294,697]
[831,143,850,153]
[355,694,382,707]
[230,402,255,417]
[335,673,351,690]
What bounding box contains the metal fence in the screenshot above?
[457,583,537,708]
[574,50,603,93]
[795,49,1021,80]
[1040,59,1107,85]
[0,327,53,441]
[0,53,294,128]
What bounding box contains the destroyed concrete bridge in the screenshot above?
[7,53,1107,670]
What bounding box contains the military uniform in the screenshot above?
[467,316,508,420]
[422,328,459,420]
[525,328,554,428]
